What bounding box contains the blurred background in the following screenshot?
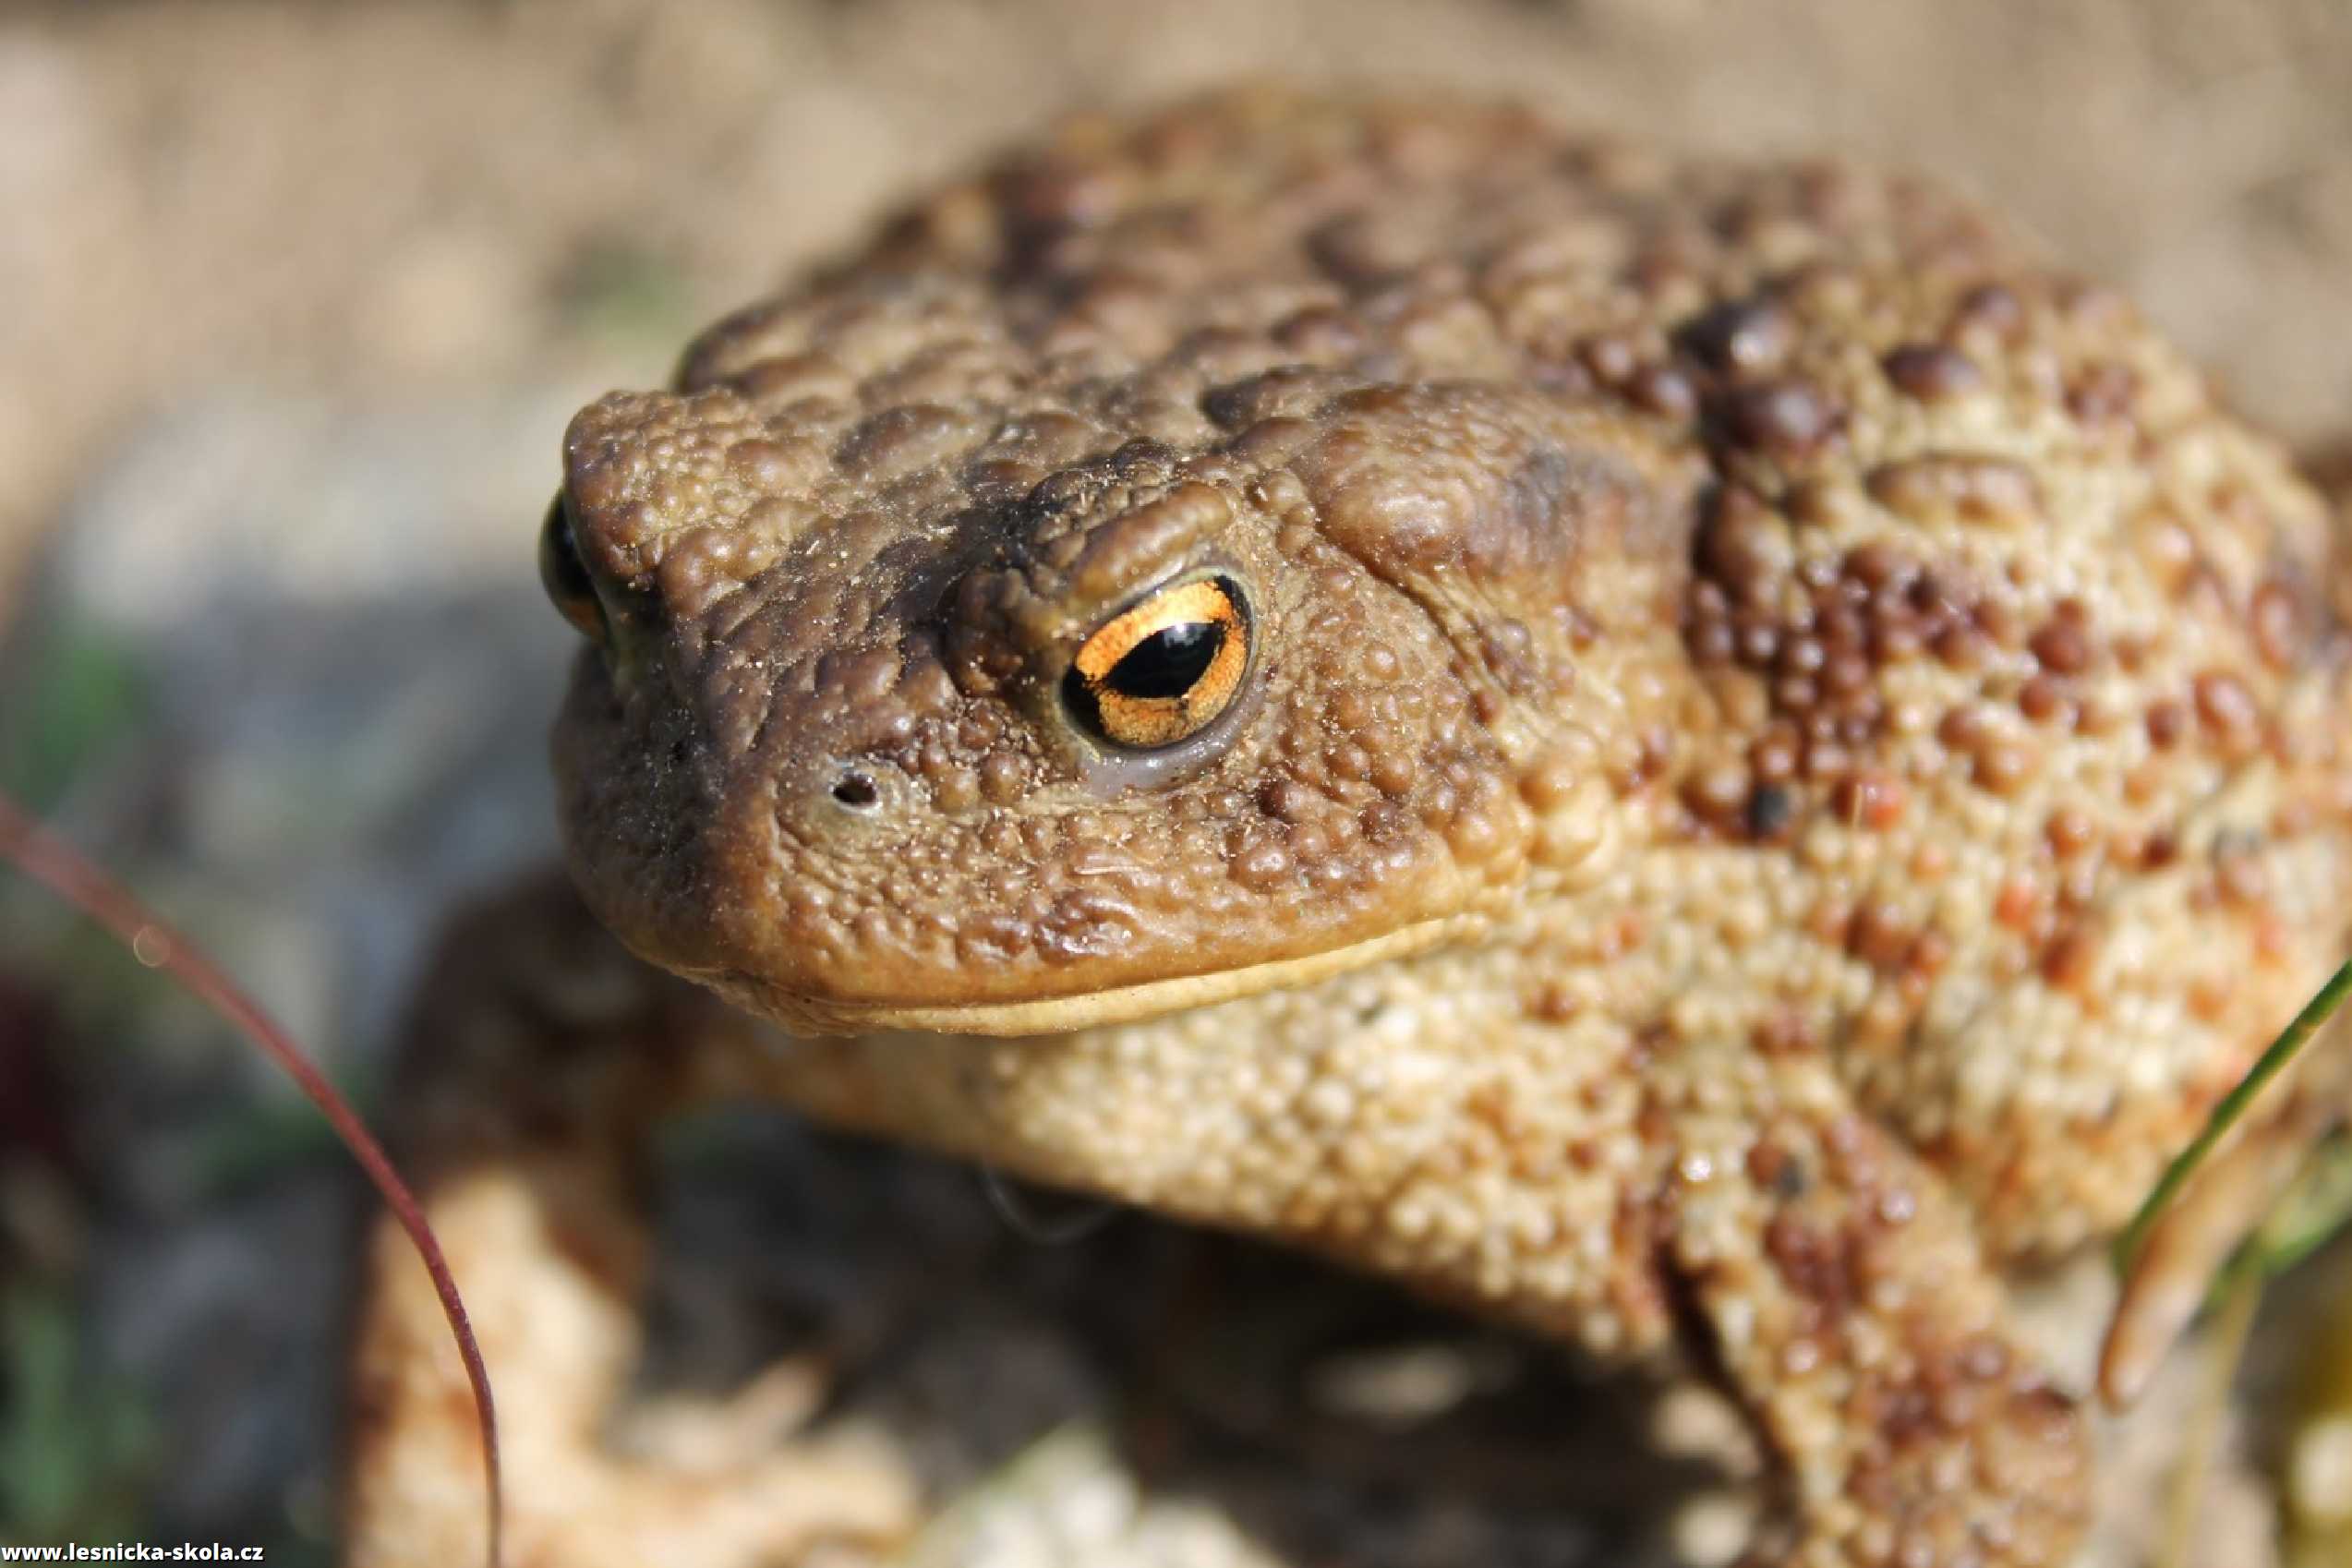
[5,3,2352,1565]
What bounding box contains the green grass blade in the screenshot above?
[2115,956,2352,1279]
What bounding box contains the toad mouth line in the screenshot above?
[730,911,1490,1036]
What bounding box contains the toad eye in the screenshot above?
[537,493,607,642]
[1062,575,1252,751]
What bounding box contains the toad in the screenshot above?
[342,88,2352,1567]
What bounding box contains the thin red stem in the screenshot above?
[0,790,501,1566]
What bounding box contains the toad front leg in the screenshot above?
[343,875,916,1568]
[1650,1035,2088,1566]
[729,956,2092,1568]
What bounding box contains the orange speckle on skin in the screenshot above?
[1835,771,1907,830]
[2254,915,2292,961]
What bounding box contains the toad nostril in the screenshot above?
[829,771,881,811]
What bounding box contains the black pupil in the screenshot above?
[1106,621,1220,699]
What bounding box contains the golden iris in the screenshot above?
[1063,576,1251,749]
